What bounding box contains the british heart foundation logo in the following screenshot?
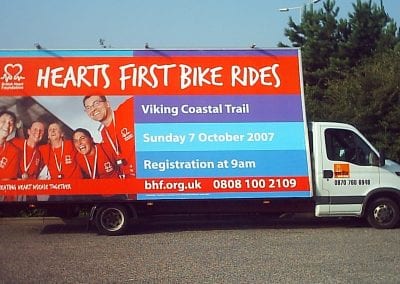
[1,63,25,91]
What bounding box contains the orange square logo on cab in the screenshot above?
[334,163,350,178]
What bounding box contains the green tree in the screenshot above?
[343,0,396,66]
[325,50,400,159]
[280,1,345,118]
[280,0,400,159]
[280,0,399,121]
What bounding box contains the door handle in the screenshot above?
[323,170,333,178]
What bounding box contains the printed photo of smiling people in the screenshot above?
[0,96,135,201]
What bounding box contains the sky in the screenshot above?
[0,0,399,50]
[1,0,399,142]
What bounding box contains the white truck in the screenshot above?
[0,48,399,235]
[309,121,400,228]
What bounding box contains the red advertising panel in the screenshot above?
[0,49,312,202]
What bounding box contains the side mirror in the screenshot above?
[379,150,386,166]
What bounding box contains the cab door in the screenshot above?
[320,126,380,214]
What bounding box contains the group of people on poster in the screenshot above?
[0,95,135,181]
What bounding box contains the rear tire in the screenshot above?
[95,205,129,236]
[366,198,399,229]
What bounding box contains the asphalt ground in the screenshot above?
[0,214,399,283]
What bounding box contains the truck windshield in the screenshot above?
[325,128,378,166]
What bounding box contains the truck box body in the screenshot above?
[0,48,399,234]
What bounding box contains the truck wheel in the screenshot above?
[95,205,129,235]
[366,198,400,229]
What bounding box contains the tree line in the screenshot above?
[279,0,400,161]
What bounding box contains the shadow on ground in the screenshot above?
[39,213,369,235]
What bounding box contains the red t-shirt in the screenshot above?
[0,141,20,180]
[100,97,136,178]
[39,140,82,179]
[11,138,43,179]
[76,144,120,179]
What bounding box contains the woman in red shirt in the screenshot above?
[12,121,45,180]
[72,128,121,179]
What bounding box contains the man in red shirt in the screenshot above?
[0,111,21,202]
[0,111,20,180]
[83,96,135,179]
[72,128,121,179]
[39,122,82,179]
[12,121,45,180]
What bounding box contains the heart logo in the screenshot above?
[3,63,24,81]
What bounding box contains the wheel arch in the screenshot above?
[361,188,400,217]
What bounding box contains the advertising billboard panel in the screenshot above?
[0,49,311,201]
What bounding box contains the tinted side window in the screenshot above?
[325,128,376,166]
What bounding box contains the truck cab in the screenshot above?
[310,122,400,228]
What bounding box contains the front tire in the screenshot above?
[95,205,129,235]
[366,198,399,229]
